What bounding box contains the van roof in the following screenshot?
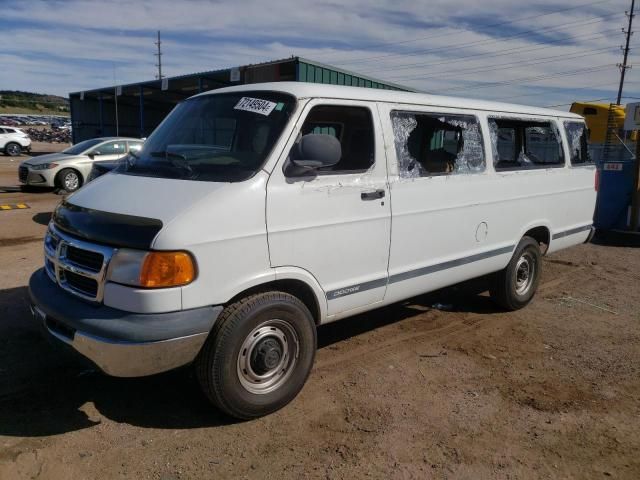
[197,82,583,120]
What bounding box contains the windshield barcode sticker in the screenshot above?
[234,97,277,116]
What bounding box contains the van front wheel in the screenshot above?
[490,236,541,311]
[195,291,316,419]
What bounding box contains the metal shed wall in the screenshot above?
[69,57,410,143]
[296,60,403,90]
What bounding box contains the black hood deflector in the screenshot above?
[53,200,163,249]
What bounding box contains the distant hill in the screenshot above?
[0,90,69,115]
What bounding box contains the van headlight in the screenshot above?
[108,249,196,288]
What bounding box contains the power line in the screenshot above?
[433,64,614,94]
[317,0,615,62]
[548,97,613,107]
[386,46,616,82]
[359,28,622,79]
[331,9,620,66]
[545,95,640,107]
[360,19,620,73]
[494,80,640,103]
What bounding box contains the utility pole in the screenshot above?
[155,30,164,80]
[616,0,635,105]
[113,65,119,136]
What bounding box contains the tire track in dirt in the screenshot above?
[314,265,578,377]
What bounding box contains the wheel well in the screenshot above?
[524,226,550,254]
[226,279,321,325]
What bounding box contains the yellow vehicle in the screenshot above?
[569,102,626,143]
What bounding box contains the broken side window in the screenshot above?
[564,121,592,165]
[489,118,565,170]
[391,111,485,178]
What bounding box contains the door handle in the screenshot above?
[361,189,385,201]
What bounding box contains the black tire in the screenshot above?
[196,291,317,420]
[4,142,21,156]
[490,236,542,311]
[56,168,82,192]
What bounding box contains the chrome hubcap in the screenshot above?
[237,319,299,395]
[515,253,535,295]
[64,172,79,190]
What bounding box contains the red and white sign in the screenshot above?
[603,162,624,171]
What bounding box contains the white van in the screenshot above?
[29,83,596,419]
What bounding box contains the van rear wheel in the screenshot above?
[195,291,316,419]
[490,236,541,311]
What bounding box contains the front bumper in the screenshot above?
[29,268,222,377]
[19,166,56,186]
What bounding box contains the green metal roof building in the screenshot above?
[68,57,412,143]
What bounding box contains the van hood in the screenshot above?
[54,173,227,249]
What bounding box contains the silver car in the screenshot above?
[19,137,143,192]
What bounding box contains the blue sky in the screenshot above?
[0,0,637,109]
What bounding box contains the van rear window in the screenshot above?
[489,119,565,170]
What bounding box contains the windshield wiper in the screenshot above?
[150,150,195,178]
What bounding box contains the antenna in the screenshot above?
[155,30,164,80]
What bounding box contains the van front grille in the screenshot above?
[66,245,104,272]
[44,224,115,302]
[62,270,99,297]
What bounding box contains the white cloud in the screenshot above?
[0,0,635,108]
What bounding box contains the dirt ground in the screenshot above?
[0,145,639,480]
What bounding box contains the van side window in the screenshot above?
[299,106,374,173]
[489,119,564,170]
[391,111,485,177]
[564,121,592,165]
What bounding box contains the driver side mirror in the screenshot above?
[284,134,341,177]
[88,150,100,159]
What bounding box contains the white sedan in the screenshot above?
[19,137,142,192]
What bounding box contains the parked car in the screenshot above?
[18,137,143,192]
[1,126,31,156]
[28,83,596,419]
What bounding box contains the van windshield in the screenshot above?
[119,91,296,182]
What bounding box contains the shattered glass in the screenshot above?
[391,112,485,178]
[564,121,591,164]
[517,151,534,165]
[488,119,500,166]
[391,113,421,178]
[449,118,485,173]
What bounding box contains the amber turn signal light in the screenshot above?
[139,251,196,288]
